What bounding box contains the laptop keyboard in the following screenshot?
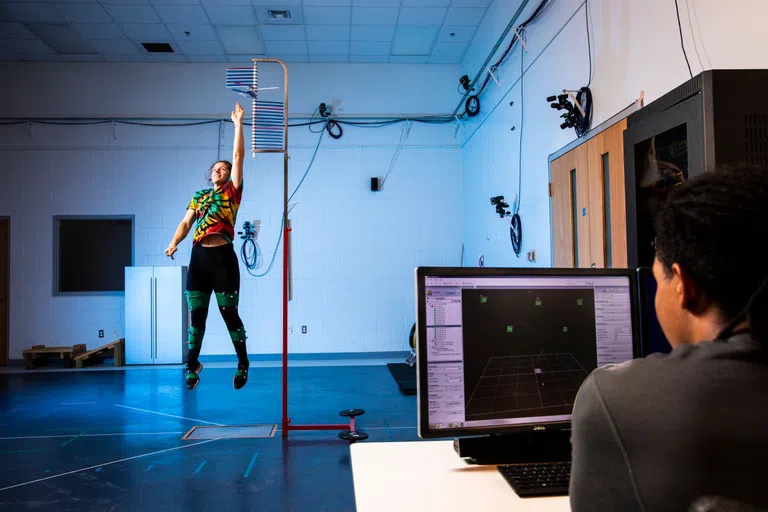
[497,461,571,497]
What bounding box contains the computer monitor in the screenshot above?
[638,267,672,356]
[415,267,641,439]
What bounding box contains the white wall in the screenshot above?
[0,62,463,359]
[458,0,768,268]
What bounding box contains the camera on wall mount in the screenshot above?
[491,195,510,218]
[547,87,593,136]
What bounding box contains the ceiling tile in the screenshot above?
[349,41,389,55]
[229,54,266,63]
[100,0,153,4]
[250,0,299,5]
[60,53,106,61]
[351,7,398,26]
[205,6,257,25]
[309,54,350,63]
[166,23,218,41]
[391,26,437,55]
[263,40,306,55]
[443,7,486,26]
[150,0,201,4]
[102,5,161,24]
[2,2,65,23]
[390,55,428,63]
[305,25,350,41]
[349,54,388,63]
[402,0,450,5]
[199,0,249,4]
[0,22,37,39]
[437,25,475,43]
[145,53,189,62]
[176,40,224,55]
[259,25,305,41]
[216,26,264,54]
[352,0,400,6]
[429,41,467,63]
[277,54,308,62]
[304,0,351,5]
[303,6,350,25]
[449,0,492,6]
[49,0,98,3]
[307,41,348,55]
[3,38,55,54]
[153,5,210,25]
[26,23,98,54]
[54,3,112,23]
[350,25,394,41]
[119,23,172,40]
[104,53,145,62]
[184,54,230,62]
[70,22,125,40]
[93,38,140,54]
[397,7,446,26]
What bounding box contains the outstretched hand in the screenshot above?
[231,103,244,124]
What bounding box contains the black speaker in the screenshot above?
[371,177,382,191]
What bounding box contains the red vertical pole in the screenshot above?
[281,60,290,438]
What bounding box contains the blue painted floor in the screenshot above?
[0,364,419,511]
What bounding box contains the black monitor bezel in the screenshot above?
[415,266,642,439]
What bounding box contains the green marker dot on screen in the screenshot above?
[563,326,568,332]
[577,298,583,306]
[480,296,488,303]
[535,298,542,306]
[507,326,514,333]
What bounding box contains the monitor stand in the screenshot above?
[453,430,571,466]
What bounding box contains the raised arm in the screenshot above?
[164,208,196,260]
[231,102,244,190]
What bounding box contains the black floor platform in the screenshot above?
[0,365,419,511]
[387,363,417,395]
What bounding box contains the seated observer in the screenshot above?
[569,166,768,511]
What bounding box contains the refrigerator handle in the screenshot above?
[150,276,154,362]
[154,277,158,360]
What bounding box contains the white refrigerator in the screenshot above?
[125,266,188,365]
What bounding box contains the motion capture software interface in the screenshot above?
[424,275,634,431]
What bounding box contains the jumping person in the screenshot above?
[569,166,768,511]
[164,103,249,391]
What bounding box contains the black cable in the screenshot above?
[585,0,593,87]
[517,37,525,215]
[674,0,694,78]
[574,86,593,137]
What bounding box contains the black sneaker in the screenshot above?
[185,362,203,390]
[233,366,248,390]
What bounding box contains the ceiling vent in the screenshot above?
[142,42,174,53]
[268,10,291,21]
[256,7,303,24]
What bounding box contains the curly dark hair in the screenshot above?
[654,165,768,344]
[206,160,232,184]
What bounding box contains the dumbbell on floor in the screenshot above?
[338,409,368,441]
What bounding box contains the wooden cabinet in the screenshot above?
[549,118,628,268]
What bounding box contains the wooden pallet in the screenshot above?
[22,344,86,369]
[75,338,125,368]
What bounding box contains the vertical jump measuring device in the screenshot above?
[226,59,367,441]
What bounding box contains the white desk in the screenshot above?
[351,440,571,512]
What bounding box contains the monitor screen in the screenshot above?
[416,269,638,437]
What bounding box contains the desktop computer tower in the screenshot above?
[623,69,768,268]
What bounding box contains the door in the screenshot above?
[550,119,628,268]
[0,218,8,366]
[125,266,153,364]
[153,266,184,364]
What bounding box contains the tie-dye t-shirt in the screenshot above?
[187,180,243,245]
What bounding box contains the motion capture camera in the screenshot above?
[238,220,260,241]
[490,195,510,218]
[548,93,579,131]
[319,102,332,118]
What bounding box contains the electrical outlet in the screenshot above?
[289,326,293,334]
[302,326,307,334]
[98,329,104,338]
[112,330,118,339]
[527,250,536,263]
